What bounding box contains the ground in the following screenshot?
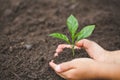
[0,0,120,80]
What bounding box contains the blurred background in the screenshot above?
[0,0,120,80]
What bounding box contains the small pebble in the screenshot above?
[25,44,32,50]
[9,46,13,52]
[4,9,12,16]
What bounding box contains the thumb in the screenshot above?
[75,39,93,49]
[75,39,106,61]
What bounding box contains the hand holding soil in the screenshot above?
[49,39,120,80]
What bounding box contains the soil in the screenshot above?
[0,0,120,80]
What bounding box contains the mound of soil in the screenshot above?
[0,0,120,80]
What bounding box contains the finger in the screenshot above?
[58,61,74,72]
[75,39,105,60]
[57,69,76,80]
[49,60,62,72]
[56,44,71,53]
[49,60,67,78]
[75,39,92,49]
[54,44,70,57]
[49,60,74,73]
[54,44,80,57]
[75,39,98,57]
[54,61,75,79]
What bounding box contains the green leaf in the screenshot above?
[49,33,70,44]
[76,25,95,41]
[67,14,78,39]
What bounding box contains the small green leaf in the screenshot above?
[67,14,78,39]
[49,33,70,44]
[76,25,95,41]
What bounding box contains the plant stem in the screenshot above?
[72,45,75,56]
[71,36,75,56]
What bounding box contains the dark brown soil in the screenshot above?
[0,0,120,80]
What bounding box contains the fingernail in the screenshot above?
[55,65,61,72]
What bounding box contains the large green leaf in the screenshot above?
[67,15,78,40]
[76,25,95,41]
[49,33,70,44]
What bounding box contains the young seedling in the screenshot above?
[49,14,95,56]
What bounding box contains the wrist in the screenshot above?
[93,62,120,79]
[105,50,120,64]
